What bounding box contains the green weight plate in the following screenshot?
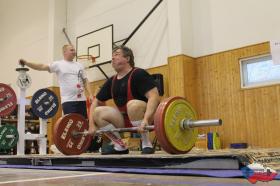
[0,125,19,150]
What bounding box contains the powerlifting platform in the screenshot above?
[0,154,240,169]
[1,149,280,179]
[0,149,251,169]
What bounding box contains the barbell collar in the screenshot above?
[180,119,222,129]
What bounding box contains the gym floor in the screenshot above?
[0,168,279,186]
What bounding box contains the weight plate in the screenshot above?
[0,83,17,117]
[0,125,19,150]
[154,96,198,154]
[53,113,92,155]
[31,88,59,119]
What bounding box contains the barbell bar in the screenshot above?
[72,119,221,137]
[72,126,154,137]
[53,96,223,155]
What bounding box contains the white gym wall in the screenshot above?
[0,0,50,96]
[66,0,169,81]
[1,0,280,96]
[191,0,280,57]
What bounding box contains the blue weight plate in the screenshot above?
[31,88,59,119]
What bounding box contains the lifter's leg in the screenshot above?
[92,106,128,153]
[127,100,154,154]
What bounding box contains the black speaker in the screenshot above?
[152,73,164,96]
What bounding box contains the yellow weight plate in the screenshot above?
[164,98,198,152]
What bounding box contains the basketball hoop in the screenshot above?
[77,55,96,69]
[77,54,96,63]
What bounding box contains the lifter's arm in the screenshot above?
[139,87,160,132]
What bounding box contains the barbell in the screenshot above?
[53,96,222,155]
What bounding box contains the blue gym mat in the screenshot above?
[0,164,279,180]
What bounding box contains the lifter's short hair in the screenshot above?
[113,45,135,68]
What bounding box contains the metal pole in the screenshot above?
[17,87,26,155]
[122,0,163,46]
[62,28,73,45]
[39,118,48,155]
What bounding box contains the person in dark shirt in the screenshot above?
[88,46,160,155]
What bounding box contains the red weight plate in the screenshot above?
[0,83,17,117]
[154,97,183,154]
[53,113,92,155]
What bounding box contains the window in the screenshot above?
[240,54,280,88]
